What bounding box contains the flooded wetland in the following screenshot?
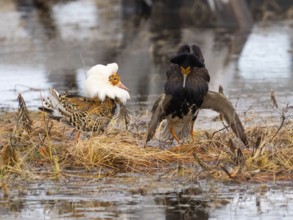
[0,0,293,219]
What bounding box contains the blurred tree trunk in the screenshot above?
[209,0,253,29]
[230,0,253,30]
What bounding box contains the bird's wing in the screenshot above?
[57,94,97,113]
[200,91,249,146]
[146,93,172,143]
[40,89,90,114]
[40,88,115,131]
[57,95,115,130]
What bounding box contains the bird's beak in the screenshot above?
[183,75,187,88]
[180,66,191,88]
[117,82,130,92]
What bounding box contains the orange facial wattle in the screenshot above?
[109,73,130,91]
[109,73,120,86]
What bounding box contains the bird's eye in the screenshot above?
[110,74,120,85]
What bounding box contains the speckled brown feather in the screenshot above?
[59,95,116,132]
[40,91,117,132]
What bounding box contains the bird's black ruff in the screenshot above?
[146,44,248,145]
[165,66,209,119]
[164,44,210,119]
[170,53,204,69]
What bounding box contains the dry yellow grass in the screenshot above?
[0,108,292,183]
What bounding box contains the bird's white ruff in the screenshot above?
[85,63,130,104]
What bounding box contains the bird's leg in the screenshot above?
[190,118,197,142]
[75,130,81,143]
[169,126,181,145]
[190,129,195,142]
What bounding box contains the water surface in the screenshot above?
[0,0,292,117]
[1,176,293,220]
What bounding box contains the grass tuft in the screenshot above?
[0,108,292,183]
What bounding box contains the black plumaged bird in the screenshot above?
[146,44,210,144]
[146,44,249,146]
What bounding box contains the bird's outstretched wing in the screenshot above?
[146,94,172,143]
[201,91,249,146]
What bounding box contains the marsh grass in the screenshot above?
[0,107,292,184]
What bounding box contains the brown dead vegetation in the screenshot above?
[0,95,292,184]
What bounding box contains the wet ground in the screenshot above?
[0,0,293,219]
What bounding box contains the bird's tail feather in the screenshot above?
[39,88,69,119]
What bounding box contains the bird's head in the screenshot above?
[85,63,130,104]
[170,53,204,88]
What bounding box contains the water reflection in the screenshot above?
[1,181,293,219]
[16,0,58,39]
[155,188,210,220]
[47,68,78,92]
[0,1,291,138]
[0,0,292,113]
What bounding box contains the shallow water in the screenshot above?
[1,175,293,220]
[0,1,292,115]
[0,0,293,219]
